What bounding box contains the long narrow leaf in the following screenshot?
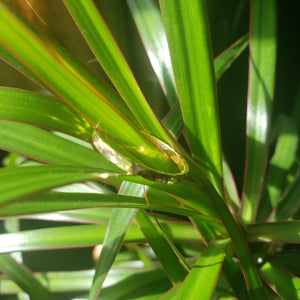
[135,209,189,285]
[0,87,94,142]
[193,177,266,298]
[241,0,277,222]
[127,0,178,107]
[0,254,53,300]
[0,191,199,220]
[270,167,300,221]
[0,120,120,171]
[89,182,144,299]
[0,3,185,176]
[129,0,248,141]
[260,260,300,299]
[257,116,298,222]
[0,270,95,294]
[63,0,169,144]
[99,268,171,300]
[160,0,223,193]
[173,239,229,299]
[0,44,45,88]
[0,165,124,206]
[164,35,249,138]
[214,34,249,81]
[245,221,300,243]
[0,223,200,254]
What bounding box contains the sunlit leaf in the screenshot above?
[0,191,199,220]
[135,209,189,284]
[174,239,229,299]
[128,0,178,107]
[63,0,169,144]
[0,87,94,142]
[0,223,200,254]
[89,182,143,299]
[160,0,223,193]
[270,166,300,221]
[0,254,53,300]
[0,2,186,177]
[0,120,120,171]
[241,0,277,222]
[261,260,300,299]
[257,115,298,222]
[0,165,124,206]
[245,221,300,243]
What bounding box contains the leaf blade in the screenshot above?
[174,239,229,299]
[0,165,123,206]
[63,0,169,143]
[0,2,184,176]
[0,254,54,300]
[241,0,277,222]
[0,223,200,254]
[0,120,120,171]
[0,87,94,142]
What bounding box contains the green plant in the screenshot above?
[0,0,299,299]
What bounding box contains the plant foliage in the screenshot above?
[0,0,299,299]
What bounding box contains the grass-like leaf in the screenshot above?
[173,239,229,299]
[128,0,178,107]
[135,209,189,284]
[0,254,53,300]
[89,182,143,299]
[260,259,300,299]
[0,223,200,254]
[0,2,185,176]
[0,270,95,294]
[160,0,222,193]
[63,0,169,143]
[257,116,298,222]
[0,191,199,220]
[270,169,300,221]
[0,165,124,205]
[0,120,120,171]
[0,87,94,142]
[241,0,277,222]
[245,221,300,243]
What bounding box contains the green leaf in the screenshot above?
[127,0,178,107]
[214,34,249,81]
[63,0,169,144]
[257,116,298,222]
[89,182,144,299]
[135,209,189,284]
[0,120,120,171]
[0,270,95,294]
[223,157,240,213]
[160,284,181,299]
[192,176,266,299]
[0,223,200,254]
[160,0,223,193]
[0,87,94,142]
[128,1,248,141]
[163,35,249,138]
[260,260,300,300]
[0,191,199,220]
[271,167,300,221]
[173,239,229,299]
[245,221,300,243]
[0,254,54,300]
[99,268,171,300]
[0,44,45,88]
[0,2,185,176]
[241,0,277,222]
[0,165,124,206]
